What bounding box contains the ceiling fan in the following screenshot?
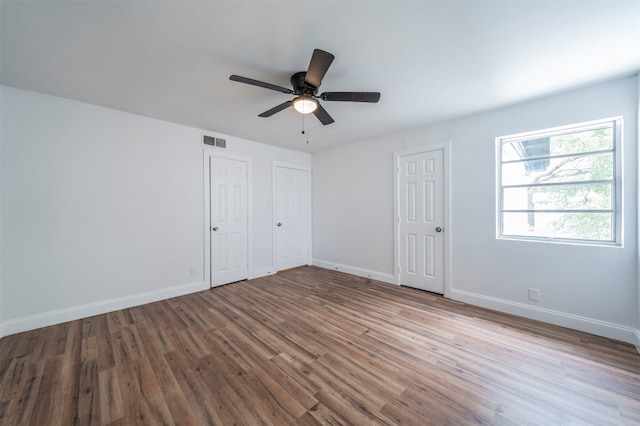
[229,49,380,125]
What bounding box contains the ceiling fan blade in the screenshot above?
[258,101,293,117]
[230,75,293,94]
[305,49,335,89]
[321,92,381,103]
[313,103,335,125]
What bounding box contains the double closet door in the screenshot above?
[208,158,311,287]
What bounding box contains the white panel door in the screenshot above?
[275,166,310,271]
[210,156,248,286]
[398,149,444,293]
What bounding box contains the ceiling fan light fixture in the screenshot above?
[292,96,318,114]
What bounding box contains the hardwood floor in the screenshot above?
[1,266,639,425]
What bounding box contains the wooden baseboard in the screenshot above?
[451,288,639,346]
[0,280,208,338]
[311,259,395,284]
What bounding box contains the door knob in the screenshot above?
[435,227,442,232]
[277,222,282,227]
[212,226,219,231]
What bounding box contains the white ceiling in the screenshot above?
[2,1,639,153]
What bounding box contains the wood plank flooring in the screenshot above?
[1,266,640,425]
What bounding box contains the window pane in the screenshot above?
[549,127,613,156]
[502,137,549,162]
[498,118,620,244]
[501,152,613,186]
[502,126,613,160]
[502,212,613,241]
[503,183,612,210]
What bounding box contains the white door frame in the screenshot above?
[393,142,452,297]
[204,150,253,288]
[272,162,312,271]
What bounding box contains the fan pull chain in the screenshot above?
[301,114,309,144]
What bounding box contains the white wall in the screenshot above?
[637,72,640,345]
[0,85,310,337]
[0,85,3,338]
[313,76,639,345]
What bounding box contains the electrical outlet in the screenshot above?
[190,265,198,275]
[528,288,540,302]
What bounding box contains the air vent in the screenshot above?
[203,135,227,148]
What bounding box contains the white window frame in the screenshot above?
[496,117,623,246]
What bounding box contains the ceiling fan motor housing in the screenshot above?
[291,71,318,95]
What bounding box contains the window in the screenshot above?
[497,117,622,245]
